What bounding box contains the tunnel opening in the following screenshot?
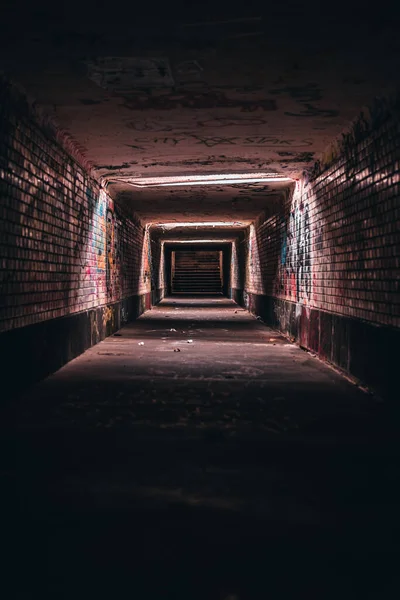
[171,249,223,295]
[149,222,248,306]
[164,242,232,297]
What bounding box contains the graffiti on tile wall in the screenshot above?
[85,190,107,270]
[94,191,107,273]
[83,189,108,300]
[281,195,311,302]
[142,228,151,286]
[81,188,126,302]
[106,206,123,296]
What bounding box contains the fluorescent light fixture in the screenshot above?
[114,173,293,188]
[163,239,236,243]
[157,222,246,228]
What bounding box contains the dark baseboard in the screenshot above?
[242,292,399,399]
[0,292,151,399]
[229,288,244,304]
[152,288,165,305]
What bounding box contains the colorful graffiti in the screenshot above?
[94,191,107,273]
[82,189,109,302]
[281,185,312,302]
[106,206,123,297]
[106,208,115,293]
[80,187,148,306]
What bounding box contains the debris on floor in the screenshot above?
[138,342,144,346]
[174,348,181,352]
[187,339,193,343]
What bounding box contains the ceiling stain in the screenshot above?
[277,151,315,162]
[79,98,102,105]
[269,83,322,102]
[86,57,175,90]
[93,163,133,170]
[141,156,268,168]
[123,91,277,112]
[285,104,339,118]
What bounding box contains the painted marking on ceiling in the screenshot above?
[86,57,174,90]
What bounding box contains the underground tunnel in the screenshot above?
[1,1,400,598]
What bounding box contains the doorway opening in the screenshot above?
[165,244,231,296]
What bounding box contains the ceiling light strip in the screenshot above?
[110,173,293,188]
[153,177,292,187]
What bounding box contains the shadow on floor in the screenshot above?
[4,297,400,598]
[160,296,233,309]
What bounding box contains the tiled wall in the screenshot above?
[0,78,150,334]
[243,101,400,395]
[230,238,242,290]
[150,233,165,303]
[0,78,151,392]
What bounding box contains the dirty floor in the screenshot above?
[3,297,400,599]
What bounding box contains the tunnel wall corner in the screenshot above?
[229,236,245,304]
[149,232,166,304]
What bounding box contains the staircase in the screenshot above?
[172,250,222,294]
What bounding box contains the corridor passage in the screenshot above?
[6,299,400,598]
[1,5,400,596]
[8,297,378,434]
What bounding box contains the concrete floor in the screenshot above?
[4,298,400,598]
